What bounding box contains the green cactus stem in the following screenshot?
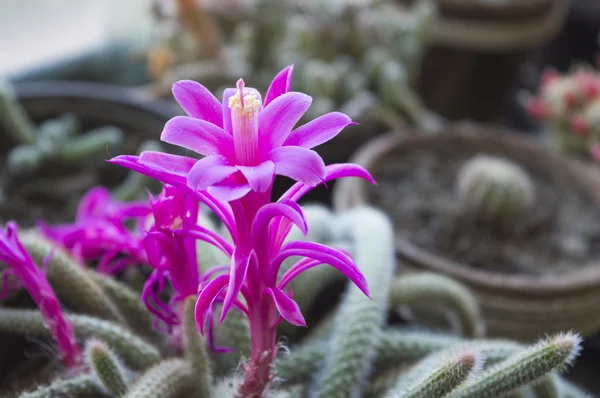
[19,374,108,398]
[19,231,125,324]
[531,375,559,398]
[87,271,162,345]
[57,126,124,164]
[0,308,161,370]
[388,272,485,338]
[6,145,44,175]
[446,332,582,398]
[124,359,193,398]
[182,296,212,397]
[85,339,129,397]
[386,347,483,398]
[0,79,36,145]
[456,155,535,230]
[211,306,251,377]
[311,207,396,398]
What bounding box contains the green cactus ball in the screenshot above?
[456,155,535,228]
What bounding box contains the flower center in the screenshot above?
[229,79,261,166]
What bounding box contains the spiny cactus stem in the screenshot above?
[446,332,582,398]
[19,374,108,398]
[0,308,161,370]
[85,339,129,397]
[20,231,125,324]
[124,359,193,398]
[182,296,212,397]
[389,347,483,398]
[389,273,484,338]
[311,207,395,398]
[87,271,162,346]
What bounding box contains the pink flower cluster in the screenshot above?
[109,65,374,395]
[525,63,600,160]
[4,65,373,396]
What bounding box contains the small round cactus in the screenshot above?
[456,155,535,228]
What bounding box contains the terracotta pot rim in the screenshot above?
[333,123,600,296]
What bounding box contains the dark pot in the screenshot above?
[417,0,569,122]
[0,81,181,226]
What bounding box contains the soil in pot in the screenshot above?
[366,137,600,276]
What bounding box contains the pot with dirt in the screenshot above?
[333,122,600,341]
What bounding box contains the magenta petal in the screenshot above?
[268,146,325,187]
[178,225,234,256]
[76,187,111,220]
[252,200,307,249]
[206,179,252,203]
[161,116,234,159]
[109,154,193,189]
[220,250,255,324]
[172,80,223,127]
[279,163,375,203]
[273,241,370,298]
[264,65,295,107]
[195,274,230,335]
[278,258,321,290]
[284,112,353,149]
[187,155,237,191]
[258,92,312,153]
[237,161,275,192]
[264,287,306,327]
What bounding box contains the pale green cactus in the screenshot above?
[85,339,130,397]
[456,155,535,230]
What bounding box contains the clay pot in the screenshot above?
[333,122,600,341]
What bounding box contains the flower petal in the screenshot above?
[161,116,235,159]
[172,80,223,127]
[278,258,321,290]
[264,65,295,107]
[252,200,307,251]
[109,153,195,191]
[264,287,306,327]
[268,146,325,187]
[259,92,312,153]
[206,179,252,203]
[187,155,237,191]
[220,250,255,324]
[284,112,354,149]
[76,187,111,220]
[178,224,234,256]
[279,163,375,203]
[237,161,275,192]
[195,274,230,335]
[273,241,370,298]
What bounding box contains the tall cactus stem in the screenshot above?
[311,207,396,398]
